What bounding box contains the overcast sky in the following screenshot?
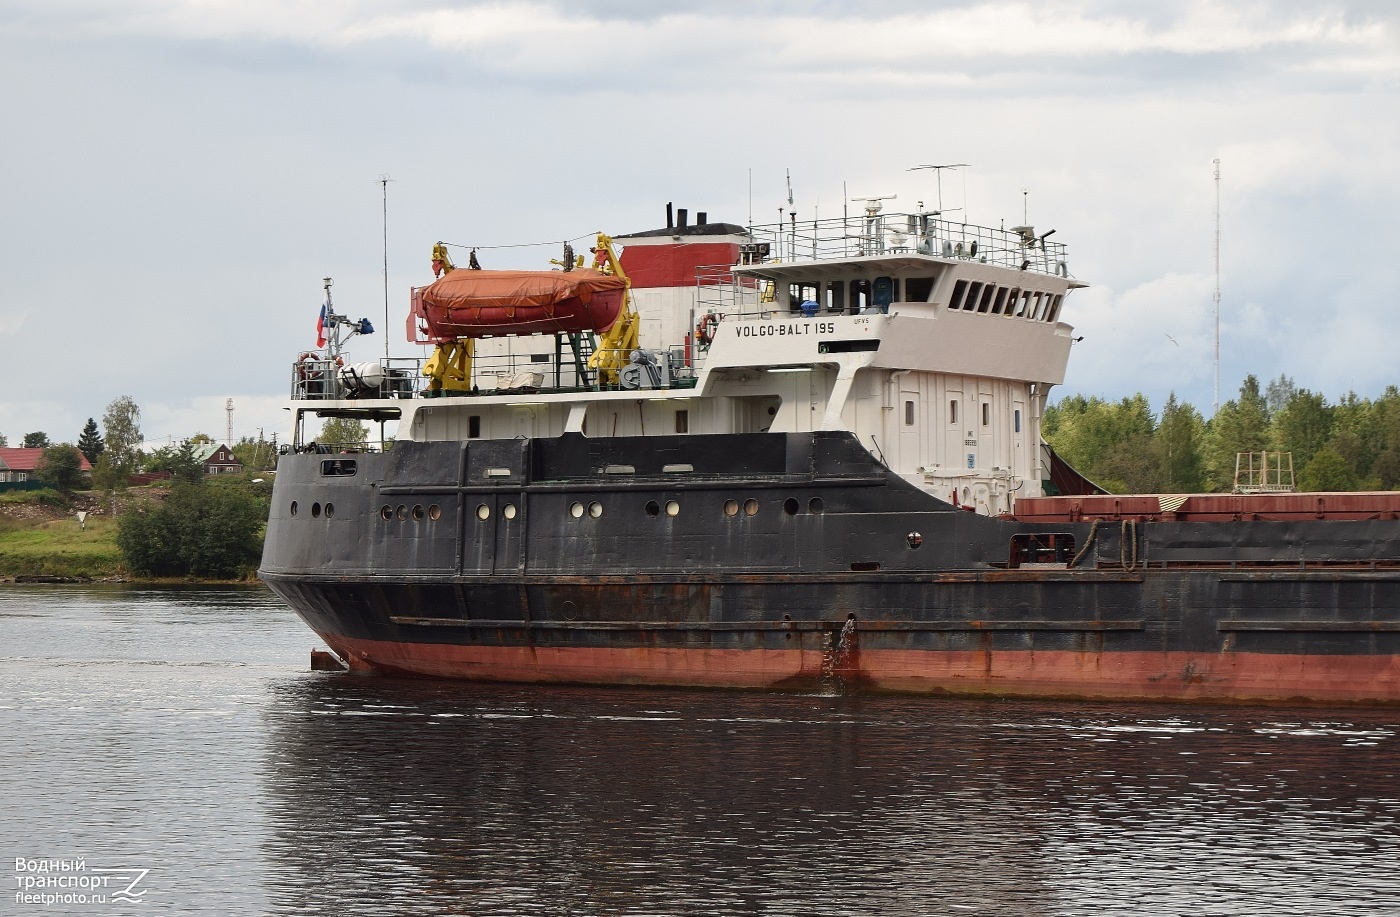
[2,1,1397,448]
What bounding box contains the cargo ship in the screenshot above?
[259,197,1400,705]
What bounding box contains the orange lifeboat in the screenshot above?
[410,269,628,340]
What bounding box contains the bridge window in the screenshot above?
[904,276,936,303]
[991,287,1009,314]
[849,279,870,314]
[948,279,968,310]
[977,285,995,312]
[962,282,982,311]
[824,281,845,313]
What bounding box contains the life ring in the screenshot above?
[695,312,723,347]
[297,352,342,382]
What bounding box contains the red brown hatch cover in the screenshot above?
[1010,492,1400,523]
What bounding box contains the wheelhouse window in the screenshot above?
[991,286,1008,314]
[850,279,870,314]
[825,281,845,314]
[948,279,968,311]
[962,281,983,311]
[904,276,936,303]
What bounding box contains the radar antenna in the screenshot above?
[908,163,969,213]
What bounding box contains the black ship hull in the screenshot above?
[259,432,1400,705]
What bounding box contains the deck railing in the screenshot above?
[743,212,1069,276]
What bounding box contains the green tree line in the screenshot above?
[1045,374,1400,494]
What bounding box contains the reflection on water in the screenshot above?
[2,586,1398,915]
[260,680,1400,916]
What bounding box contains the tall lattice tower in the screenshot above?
[226,398,234,446]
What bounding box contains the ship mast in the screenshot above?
[380,173,393,361]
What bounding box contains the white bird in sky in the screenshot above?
[1165,334,1179,346]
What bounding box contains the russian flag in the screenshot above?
[315,303,327,348]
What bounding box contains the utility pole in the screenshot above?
[1213,158,1221,417]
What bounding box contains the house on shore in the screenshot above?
[194,443,244,475]
[0,447,93,484]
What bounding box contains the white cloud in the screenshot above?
[12,1,1398,86]
[0,310,29,337]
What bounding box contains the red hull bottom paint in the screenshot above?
[318,633,1400,705]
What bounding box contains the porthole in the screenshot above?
[311,502,322,518]
[476,504,491,520]
[784,498,799,515]
[290,501,299,517]
[503,503,518,520]
[396,504,408,521]
[907,531,923,548]
[588,502,603,518]
[723,499,739,517]
[570,502,585,519]
[809,497,825,514]
[412,504,425,522]
[645,500,660,517]
[379,505,392,521]
[665,500,680,517]
[325,503,335,519]
[744,499,759,517]
[428,504,441,521]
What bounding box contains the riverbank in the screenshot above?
[0,487,260,584]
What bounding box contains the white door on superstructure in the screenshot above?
[1013,397,1026,480]
[899,384,921,473]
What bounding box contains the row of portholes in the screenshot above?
[290,500,335,519]
[729,497,827,517]
[363,497,829,523]
[640,496,826,518]
[378,503,443,522]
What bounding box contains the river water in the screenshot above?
[2,585,1398,916]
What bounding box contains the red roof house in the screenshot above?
[0,447,93,483]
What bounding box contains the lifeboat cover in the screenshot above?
[412,269,628,340]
